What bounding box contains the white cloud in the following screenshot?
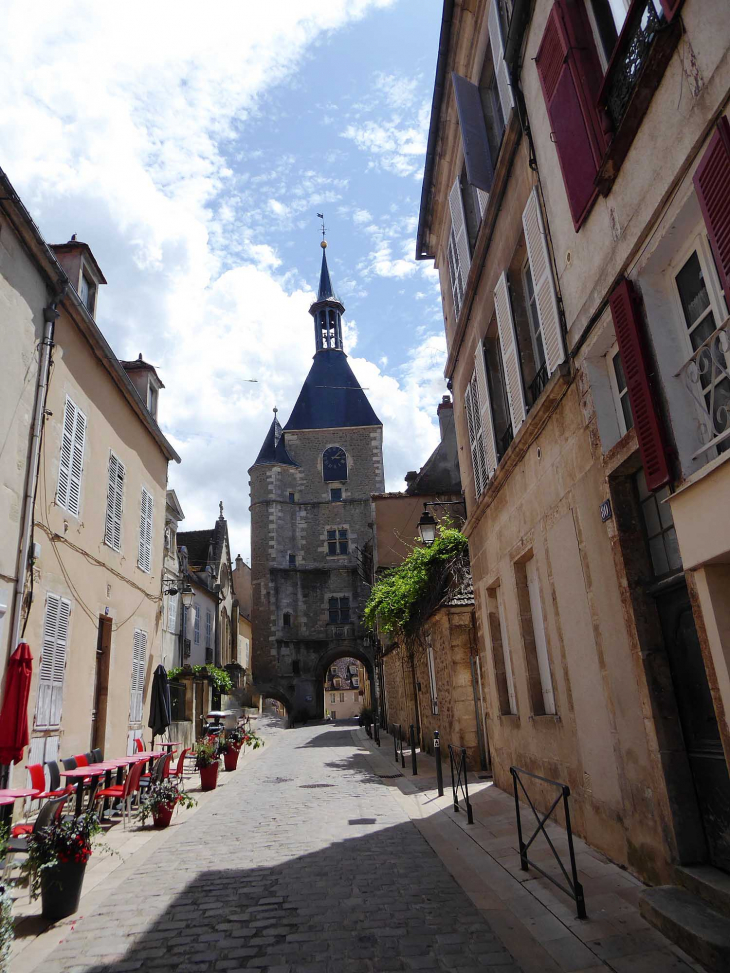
[0,0,446,558]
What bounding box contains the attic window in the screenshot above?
[79,274,95,313]
[147,383,158,419]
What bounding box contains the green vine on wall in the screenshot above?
[167,664,234,695]
[364,526,468,639]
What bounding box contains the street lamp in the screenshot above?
[163,581,195,608]
[417,507,438,547]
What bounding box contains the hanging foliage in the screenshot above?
[364,526,469,639]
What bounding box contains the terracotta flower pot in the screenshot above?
[152,801,176,828]
[41,860,87,920]
[224,748,240,772]
[199,761,220,791]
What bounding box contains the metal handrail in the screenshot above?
[510,765,586,920]
[448,744,473,824]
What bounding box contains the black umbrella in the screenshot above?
[148,664,172,742]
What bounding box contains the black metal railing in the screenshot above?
[391,723,405,768]
[528,362,549,405]
[169,682,186,721]
[602,0,663,131]
[510,766,586,920]
[498,422,514,460]
[448,744,473,824]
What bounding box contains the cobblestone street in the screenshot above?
[31,722,520,973]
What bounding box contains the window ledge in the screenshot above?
[464,362,573,540]
[595,16,681,197]
[528,713,562,724]
[499,713,521,723]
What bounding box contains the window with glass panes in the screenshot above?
[608,343,634,435]
[328,596,350,623]
[327,528,348,556]
[523,258,546,377]
[634,468,682,579]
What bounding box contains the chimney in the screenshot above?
[437,394,453,441]
[404,471,418,488]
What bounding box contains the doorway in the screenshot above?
[656,582,730,871]
[91,616,112,752]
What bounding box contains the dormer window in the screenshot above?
[147,383,158,418]
[79,274,95,313]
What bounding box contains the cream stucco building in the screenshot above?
[418,0,730,951]
[0,169,180,775]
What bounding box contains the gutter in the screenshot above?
[415,0,456,261]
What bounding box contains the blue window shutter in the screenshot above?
[452,73,494,193]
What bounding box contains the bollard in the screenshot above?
[400,726,406,769]
[434,730,443,797]
[374,719,380,747]
[409,724,418,775]
[393,724,399,764]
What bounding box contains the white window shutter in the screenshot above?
[105,452,125,551]
[57,397,81,512]
[35,593,70,729]
[488,0,514,120]
[130,629,147,723]
[470,371,489,495]
[448,176,471,297]
[477,189,489,219]
[474,342,498,478]
[167,596,177,633]
[522,188,565,374]
[464,384,484,498]
[138,489,153,573]
[67,408,86,517]
[447,231,464,320]
[494,271,527,431]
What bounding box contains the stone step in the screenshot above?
[676,865,730,919]
[640,885,730,973]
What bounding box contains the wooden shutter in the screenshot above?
[494,272,527,430]
[167,595,177,632]
[488,0,514,120]
[474,341,498,478]
[105,452,125,551]
[57,397,86,515]
[694,116,730,305]
[535,2,603,229]
[138,488,153,573]
[470,371,489,494]
[448,176,471,298]
[477,189,489,219]
[452,72,494,193]
[464,383,484,498]
[447,231,464,320]
[522,188,565,373]
[609,279,671,491]
[130,629,147,723]
[659,0,683,22]
[35,593,70,729]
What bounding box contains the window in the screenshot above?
[241,636,250,669]
[515,557,556,716]
[205,609,212,647]
[327,528,348,556]
[288,492,295,503]
[330,693,336,704]
[288,553,296,567]
[485,333,513,459]
[147,383,158,419]
[167,595,177,633]
[57,396,87,517]
[607,344,634,435]
[479,45,505,165]
[283,612,292,628]
[340,692,345,703]
[292,659,300,675]
[586,0,629,68]
[523,258,547,391]
[129,629,147,723]
[426,634,438,716]
[79,274,95,313]
[484,585,517,715]
[35,593,71,729]
[447,178,470,321]
[138,488,153,573]
[323,446,347,482]
[194,605,200,645]
[330,488,342,502]
[104,451,125,551]
[635,468,682,579]
[328,596,350,624]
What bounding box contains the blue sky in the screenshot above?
[0,0,446,560]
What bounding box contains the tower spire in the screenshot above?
[310,221,345,352]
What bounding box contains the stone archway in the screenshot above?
[314,645,376,722]
[256,686,294,721]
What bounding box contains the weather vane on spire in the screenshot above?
[317,212,327,248]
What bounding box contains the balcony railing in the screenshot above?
[528,362,549,406]
[498,423,514,460]
[677,315,730,459]
[601,0,664,132]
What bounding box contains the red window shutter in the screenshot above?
[535,2,604,229]
[659,0,683,22]
[609,280,671,491]
[694,116,730,305]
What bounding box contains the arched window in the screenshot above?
[323,446,347,482]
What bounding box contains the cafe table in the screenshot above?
[59,764,110,817]
[158,741,181,752]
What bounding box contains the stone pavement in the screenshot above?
[19,721,521,973]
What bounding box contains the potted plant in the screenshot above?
[195,735,221,791]
[220,728,244,772]
[23,811,104,920]
[137,779,196,828]
[242,729,264,752]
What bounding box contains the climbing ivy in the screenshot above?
[166,664,233,695]
[364,526,468,638]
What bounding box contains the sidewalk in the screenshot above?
[358,727,704,973]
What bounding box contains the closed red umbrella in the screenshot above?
[0,642,33,765]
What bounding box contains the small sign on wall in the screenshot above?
[600,499,613,522]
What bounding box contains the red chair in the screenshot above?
[23,764,72,802]
[167,748,191,783]
[140,752,173,788]
[95,759,145,829]
[73,754,89,767]
[135,737,145,753]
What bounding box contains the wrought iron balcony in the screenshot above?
[678,314,730,459]
[498,423,514,461]
[602,0,663,131]
[528,362,549,406]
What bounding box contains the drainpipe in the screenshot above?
[9,293,65,658]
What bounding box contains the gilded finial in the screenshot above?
[317,212,327,247]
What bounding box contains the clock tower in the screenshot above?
[248,241,384,721]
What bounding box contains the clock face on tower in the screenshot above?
[323,446,348,482]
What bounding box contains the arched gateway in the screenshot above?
[248,239,383,722]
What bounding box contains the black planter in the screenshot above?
[40,860,87,920]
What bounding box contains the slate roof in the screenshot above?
[317,246,339,303]
[283,350,381,431]
[442,572,474,608]
[252,416,298,468]
[178,517,230,575]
